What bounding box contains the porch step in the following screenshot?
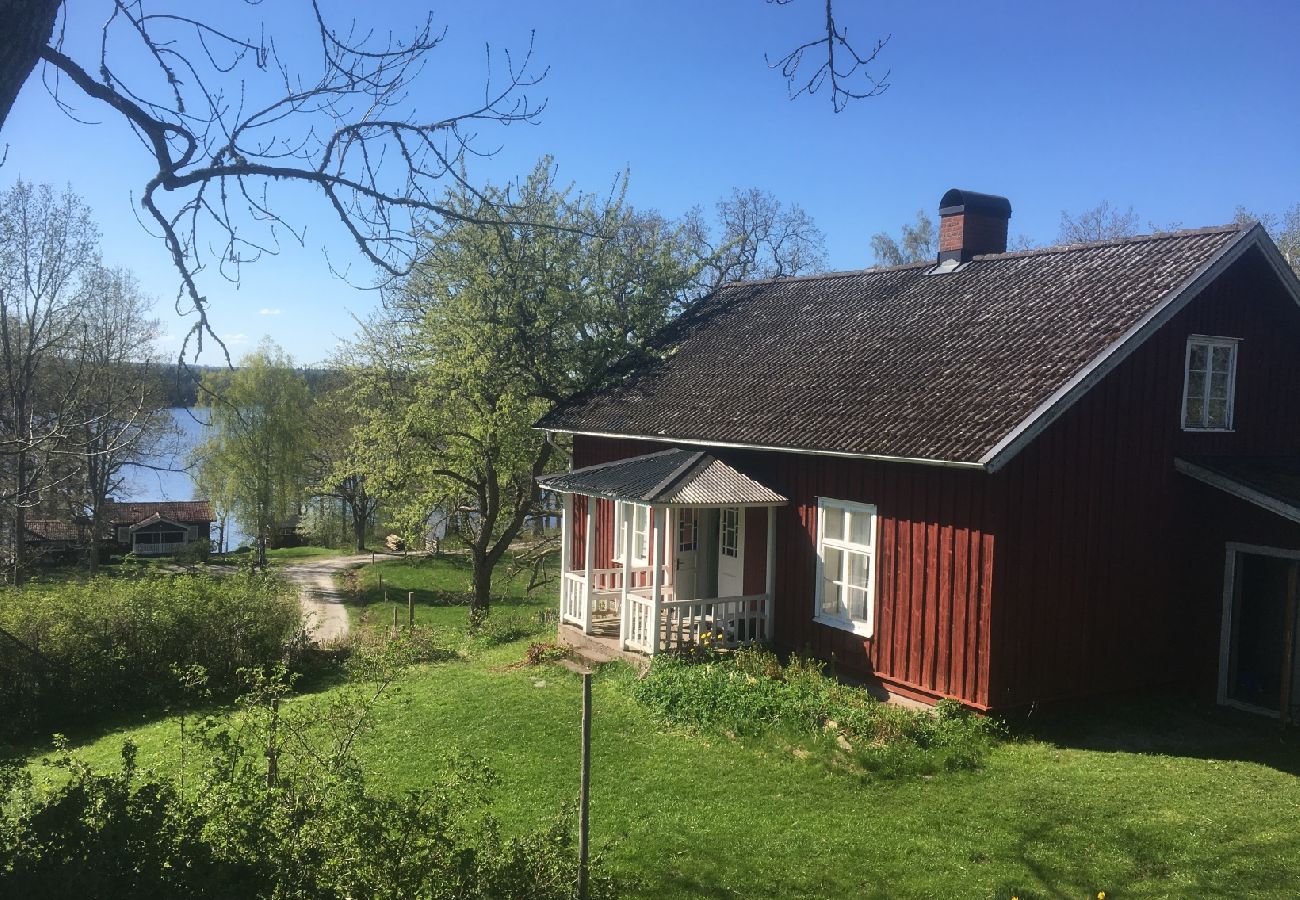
[557,623,649,673]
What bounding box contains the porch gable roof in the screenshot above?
[539,448,786,506]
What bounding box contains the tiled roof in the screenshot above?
[540,226,1250,465]
[25,520,83,542]
[107,500,213,525]
[539,449,786,505]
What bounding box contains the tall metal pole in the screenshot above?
[578,671,592,899]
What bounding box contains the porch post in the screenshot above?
[765,506,776,642]
[650,506,664,655]
[582,496,596,634]
[559,494,573,580]
[618,506,631,648]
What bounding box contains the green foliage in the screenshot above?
[0,570,299,736]
[630,647,1002,777]
[194,339,311,562]
[0,643,614,899]
[174,539,211,565]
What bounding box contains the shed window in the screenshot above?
[814,498,877,637]
[614,501,651,566]
[1183,336,1238,431]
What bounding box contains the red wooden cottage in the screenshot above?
[538,189,1300,718]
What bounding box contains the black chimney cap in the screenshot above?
[939,189,1012,218]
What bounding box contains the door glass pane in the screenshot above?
[678,509,697,551]
[720,508,738,557]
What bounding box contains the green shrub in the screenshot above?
[0,570,300,736]
[630,647,1002,777]
[0,641,615,899]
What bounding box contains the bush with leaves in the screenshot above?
[630,647,1002,777]
[0,638,613,898]
[0,570,300,736]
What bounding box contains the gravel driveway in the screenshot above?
[282,554,374,644]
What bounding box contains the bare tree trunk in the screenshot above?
[470,559,491,619]
[0,0,61,132]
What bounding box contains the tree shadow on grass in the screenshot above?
[1008,691,1300,776]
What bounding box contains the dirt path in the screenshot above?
[281,554,374,645]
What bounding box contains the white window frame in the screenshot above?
[1181,335,1239,432]
[813,497,878,638]
[614,501,651,566]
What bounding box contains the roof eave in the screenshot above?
[538,427,987,471]
[1174,457,1300,526]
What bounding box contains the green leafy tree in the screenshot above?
[354,158,699,617]
[194,340,310,566]
[870,209,935,265]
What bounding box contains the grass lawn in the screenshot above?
[16,555,1300,899]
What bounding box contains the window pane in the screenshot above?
[1209,372,1230,400]
[845,586,868,622]
[824,546,843,582]
[1211,345,1233,373]
[1207,397,1228,428]
[1188,343,1208,371]
[846,551,870,590]
[1185,395,1205,427]
[823,506,843,541]
[1187,370,1206,402]
[821,577,840,616]
[849,511,873,547]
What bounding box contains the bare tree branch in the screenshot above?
[766,0,891,113]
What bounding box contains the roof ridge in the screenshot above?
[645,450,706,501]
[972,223,1245,262]
[710,223,1247,291]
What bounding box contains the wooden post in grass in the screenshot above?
[266,697,279,788]
[578,671,592,900]
[408,591,415,628]
[391,605,398,639]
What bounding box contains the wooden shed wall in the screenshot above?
[988,248,1300,708]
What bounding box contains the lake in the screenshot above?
[118,408,252,550]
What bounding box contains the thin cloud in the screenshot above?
[259,307,282,316]
[223,333,250,346]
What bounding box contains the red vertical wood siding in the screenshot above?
[989,248,1300,708]
[572,434,999,708]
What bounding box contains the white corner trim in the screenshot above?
[1174,458,1300,525]
[981,227,1275,473]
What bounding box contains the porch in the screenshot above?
[539,449,787,657]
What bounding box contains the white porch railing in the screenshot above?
[560,572,586,626]
[656,594,769,654]
[625,595,654,654]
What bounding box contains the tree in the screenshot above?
[1057,201,1141,244]
[1235,204,1300,275]
[2,3,543,354]
[69,266,175,572]
[194,340,310,566]
[765,0,891,112]
[356,159,699,617]
[0,181,99,579]
[684,187,827,289]
[305,379,380,553]
[870,209,935,265]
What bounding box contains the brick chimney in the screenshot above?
[937,189,1012,264]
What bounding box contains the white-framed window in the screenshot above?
[814,498,877,637]
[1182,335,1238,431]
[614,501,651,566]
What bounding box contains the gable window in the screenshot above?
[614,501,651,566]
[1183,336,1238,431]
[814,498,877,637]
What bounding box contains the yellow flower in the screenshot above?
[1098,894,1105,900]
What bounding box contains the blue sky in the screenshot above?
[3,1,1298,364]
